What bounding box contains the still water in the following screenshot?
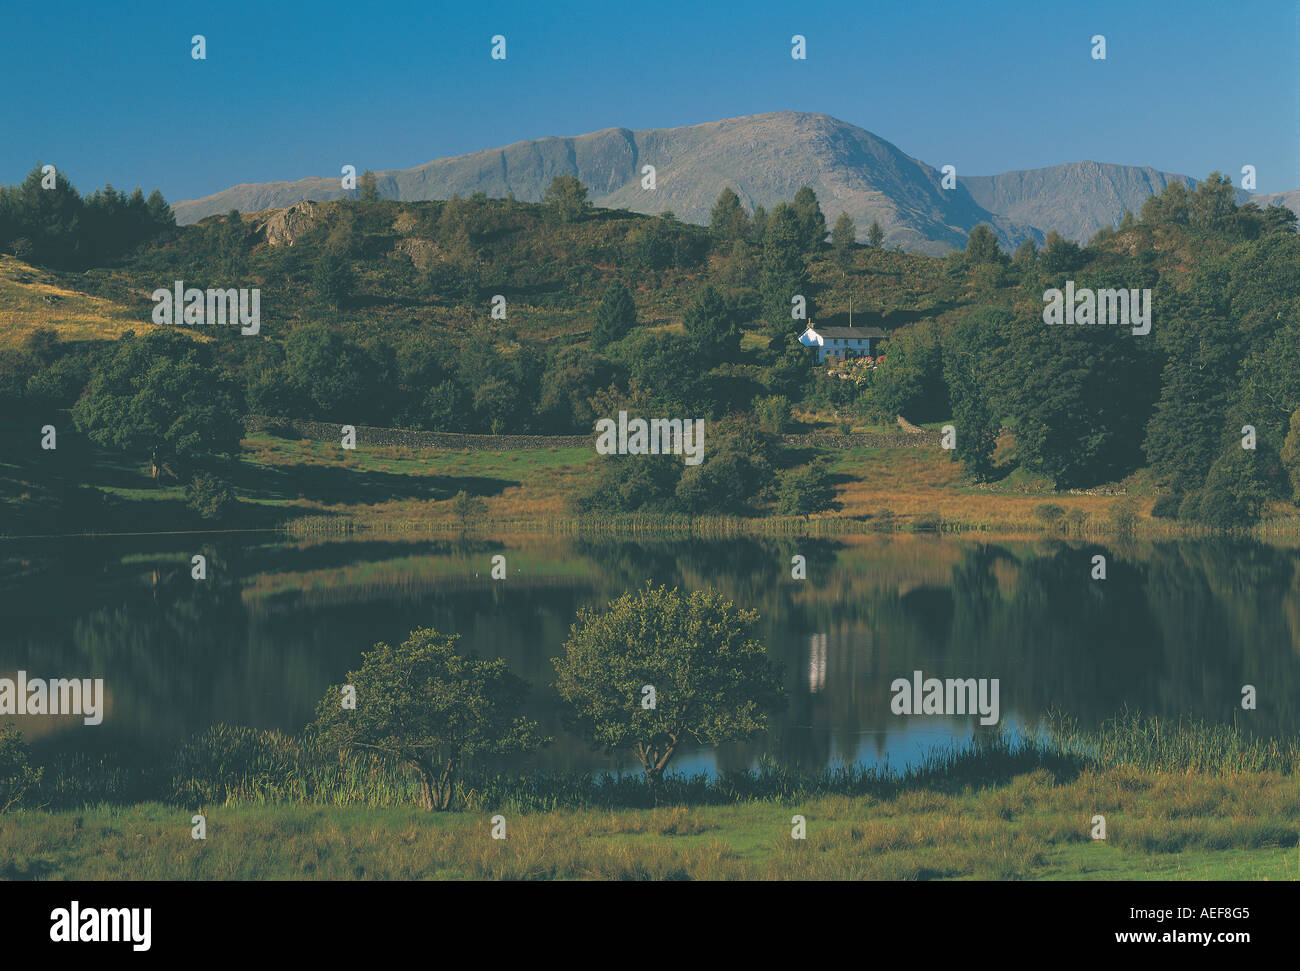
[2,533,1298,775]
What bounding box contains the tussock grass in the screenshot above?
[4,763,1296,880]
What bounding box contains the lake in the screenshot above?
[2,532,1298,776]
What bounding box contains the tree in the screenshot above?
[1284,408,1300,503]
[709,188,751,249]
[1179,444,1272,529]
[831,212,856,271]
[775,460,836,516]
[1,163,82,267]
[283,325,388,421]
[552,585,784,797]
[866,220,885,248]
[683,284,740,363]
[72,331,242,480]
[450,489,488,534]
[592,280,638,347]
[964,224,1005,266]
[543,174,590,223]
[760,204,807,338]
[869,321,948,423]
[755,394,792,434]
[792,186,828,252]
[0,165,171,268]
[1143,307,1239,494]
[673,418,778,515]
[717,237,758,287]
[1189,172,1236,229]
[943,340,998,481]
[145,189,174,228]
[996,308,1156,488]
[538,345,615,433]
[358,169,380,202]
[573,451,683,513]
[311,628,544,811]
[0,724,41,812]
[186,471,237,521]
[1141,180,1191,226]
[1040,231,1085,273]
[1011,238,1038,271]
[312,246,353,307]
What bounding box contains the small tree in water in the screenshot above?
[552,584,784,801]
[311,628,544,811]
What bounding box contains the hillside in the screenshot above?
[0,254,164,348]
[3,173,1298,539]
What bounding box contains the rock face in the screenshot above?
[173,111,1297,251]
[960,163,1199,242]
[256,200,323,247]
[1251,189,1300,215]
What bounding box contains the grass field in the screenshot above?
[4,767,1296,880]
[0,255,171,348]
[7,423,1297,539]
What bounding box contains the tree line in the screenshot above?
[0,164,175,268]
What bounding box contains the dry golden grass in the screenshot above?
[829,447,1130,527]
[0,255,187,347]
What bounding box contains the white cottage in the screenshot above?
[798,324,886,363]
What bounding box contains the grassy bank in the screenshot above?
[4,766,1298,880]
[12,427,1298,540]
[4,715,1298,879]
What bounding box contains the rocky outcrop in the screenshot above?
[256,200,324,248]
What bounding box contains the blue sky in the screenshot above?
[2,0,1296,203]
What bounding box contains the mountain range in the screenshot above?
[172,111,1295,254]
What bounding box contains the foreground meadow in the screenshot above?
[3,767,1297,880]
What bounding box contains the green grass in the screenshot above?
[8,716,1299,879]
[4,767,1297,880]
[8,423,1299,540]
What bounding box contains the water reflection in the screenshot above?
[1,533,1297,774]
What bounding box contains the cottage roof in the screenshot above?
[808,325,885,339]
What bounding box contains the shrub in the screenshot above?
[186,472,237,521]
[909,511,942,532]
[1108,498,1139,535]
[0,724,42,812]
[1033,503,1065,528]
[1063,508,1089,534]
[168,724,302,805]
[775,460,836,517]
[754,395,792,435]
[1150,494,1181,519]
[451,489,488,532]
[1177,447,1272,530]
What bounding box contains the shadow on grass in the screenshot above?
[0,423,520,536]
[0,858,57,879]
[226,457,516,507]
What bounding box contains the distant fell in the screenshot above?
[173,111,1295,252]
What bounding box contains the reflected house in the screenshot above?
[808,632,827,693]
[799,323,886,363]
